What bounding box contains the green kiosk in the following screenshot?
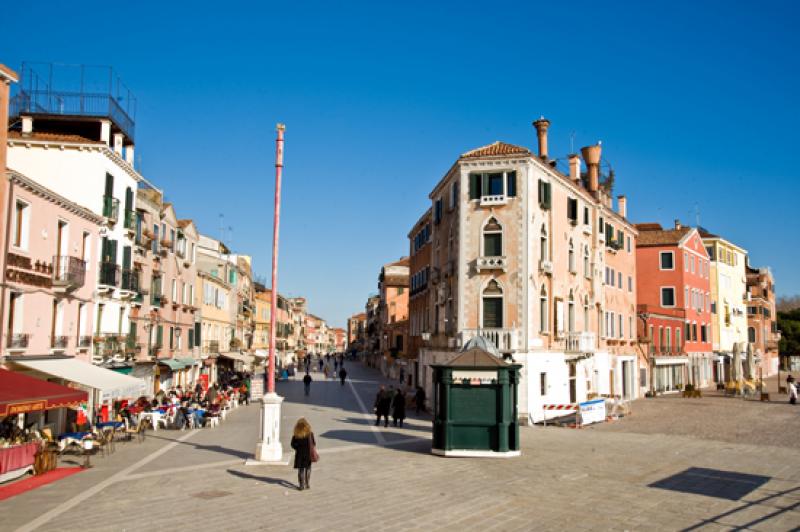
[431,338,521,457]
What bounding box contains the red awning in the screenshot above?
[0,369,88,417]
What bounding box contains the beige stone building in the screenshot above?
[414,118,639,421]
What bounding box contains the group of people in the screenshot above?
[373,385,408,427]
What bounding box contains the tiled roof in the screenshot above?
[635,223,692,247]
[461,141,532,159]
[177,219,192,228]
[8,131,103,144]
[697,227,719,239]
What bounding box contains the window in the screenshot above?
[13,200,29,249]
[691,255,695,274]
[684,251,689,271]
[81,231,91,268]
[609,311,615,337]
[540,372,547,396]
[152,224,159,254]
[539,287,548,333]
[685,287,689,308]
[676,328,682,351]
[584,297,590,332]
[567,198,578,224]
[659,251,674,270]
[618,272,622,288]
[702,324,709,343]
[628,276,633,292]
[568,240,576,273]
[619,314,623,339]
[583,207,589,225]
[397,287,404,295]
[626,236,631,252]
[661,287,676,307]
[434,198,443,224]
[629,316,634,339]
[483,218,503,257]
[539,225,548,261]
[584,246,590,279]
[568,291,575,332]
[171,279,177,301]
[537,180,551,209]
[482,280,503,328]
[449,181,459,210]
[706,246,715,261]
[665,327,671,351]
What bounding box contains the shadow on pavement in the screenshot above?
[334,416,432,434]
[227,469,296,489]
[149,434,252,460]
[320,429,430,454]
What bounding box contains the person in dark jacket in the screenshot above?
[415,386,426,414]
[392,389,406,427]
[374,385,391,427]
[339,367,347,386]
[290,417,316,491]
[303,372,313,396]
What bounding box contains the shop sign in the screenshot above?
[578,398,606,426]
[8,401,46,414]
[6,252,53,288]
[452,370,497,385]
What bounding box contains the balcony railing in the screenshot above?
[51,335,69,349]
[121,269,140,292]
[7,333,31,349]
[103,196,120,223]
[98,261,120,287]
[565,331,596,353]
[476,256,507,271]
[203,340,220,354]
[479,195,508,206]
[649,346,682,356]
[78,335,93,347]
[52,255,86,291]
[460,328,519,352]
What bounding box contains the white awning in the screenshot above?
[219,352,254,366]
[254,349,268,359]
[654,356,689,366]
[15,358,147,402]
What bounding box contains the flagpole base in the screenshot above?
[252,392,284,463]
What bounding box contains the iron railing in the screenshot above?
[51,335,69,349]
[103,196,119,222]
[52,255,86,289]
[78,335,93,347]
[121,269,140,292]
[98,261,120,287]
[7,333,30,349]
[123,209,136,230]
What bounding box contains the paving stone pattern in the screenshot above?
[2,362,799,531]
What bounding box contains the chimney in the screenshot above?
[674,219,682,230]
[21,116,33,136]
[617,195,627,218]
[568,154,581,184]
[125,144,135,166]
[100,120,111,145]
[580,143,602,193]
[113,133,124,155]
[532,117,551,160]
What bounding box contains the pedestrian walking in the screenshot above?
[374,385,391,427]
[323,366,329,379]
[415,386,426,414]
[290,418,317,491]
[339,367,347,386]
[334,360,339,372]
[392,388,406,427]
[318,359,324,372]
[303,372,313,396]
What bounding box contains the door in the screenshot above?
[569,362,577,404]
[622,361,631,399]
[55,220,66,275]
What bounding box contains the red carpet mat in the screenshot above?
[0,467,84,501]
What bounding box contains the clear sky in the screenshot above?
[4,1,799,327]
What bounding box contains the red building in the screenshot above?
[636,221,713,393]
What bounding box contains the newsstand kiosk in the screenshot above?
[431,345,521,457]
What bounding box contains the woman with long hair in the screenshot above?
[290,417,316,490]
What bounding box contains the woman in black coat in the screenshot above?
[392,389,406,427]
[290,417,316,490]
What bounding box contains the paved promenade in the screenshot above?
[2,362,799,531]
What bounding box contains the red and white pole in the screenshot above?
[267,124,285,395]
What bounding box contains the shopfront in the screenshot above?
[653,357,688,393]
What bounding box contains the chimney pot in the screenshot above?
[532,117,551,160]
[617,195,627,218]
[21,116,33,136]
[674,219,682,230]
[580,144,602,193]
[568,154,581,184]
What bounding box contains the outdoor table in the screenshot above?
[57,432,90,452]
[96,421,124,430]
[0,442,38,482]
[137,411,163,431]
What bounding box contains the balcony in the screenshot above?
[78,335,92,348]
[159,239,171,256]
[565,331,596,353]
[7,333,31,350]
[479,195,508,207]
[50,335,69,350]
[539,260,553,275]
[103,196,119,224]
[460,328,519,353]
[476,256,507,272]
[98,261,120,288]
[52,255,86,292]
[120,269,140,294]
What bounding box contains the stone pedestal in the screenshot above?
[254,392,284,462]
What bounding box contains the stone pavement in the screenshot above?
[2,362,799,531]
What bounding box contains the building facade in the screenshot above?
[635,222,713,392]
[414,119,640,421]
[408,209,431,373]
[745,261,780,376]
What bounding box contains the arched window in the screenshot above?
[583,296,590,332]
[483,218,503,257]
[568,239,575,273]
[539,286,548,333]
[748,326,756,343]
[568,291,575,332]
[540,225,548,261]
[583,246,590,278]
[482,280,503,329]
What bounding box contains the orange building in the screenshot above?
[407,208,431,382]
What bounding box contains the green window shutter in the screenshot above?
[122,246,132,269]
[484,233,502,256]
[194,322,201,344]
[156,325,163,347]
[169,327,174,349]
[506,171,517,197]
[469,173,481,200]
[188,329,194,349]
[482,298,503,328]
[129,321,137,340]
[104,173,114,196]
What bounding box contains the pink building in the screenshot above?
[2,170,102,362]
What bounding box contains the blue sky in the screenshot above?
[4,0,799,327]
